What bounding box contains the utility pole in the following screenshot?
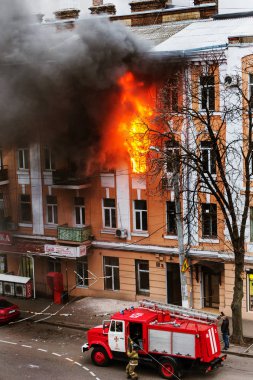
[173,171,189,308]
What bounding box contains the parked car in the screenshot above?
[0,298,20,323]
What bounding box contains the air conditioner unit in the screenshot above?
[3,282,15,296]
[224,75,239,88]
[15,283,26,297]
[115,228,128,239]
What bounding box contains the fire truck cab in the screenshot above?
[82,300,226,379]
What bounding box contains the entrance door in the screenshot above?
[203,268,220,308]
[108,320,125,352]
[167,263,182,305]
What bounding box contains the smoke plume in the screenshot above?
[0,1,149,173]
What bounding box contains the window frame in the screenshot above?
[133,200,148,232]
[166,201,177,235]
[103,256,120,291]
[76,257,88,288]
[200,141,216,175]
[135,259,150,295]
[201,203,218,238]
[46,195,58,225]
[17,148,29,170]
[200,75,215,111]
[20,194,32,223]
[102,198,116,229]
[165,140,180,174]
[74,197,85,226]
[44,146,55,171]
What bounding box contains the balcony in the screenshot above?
[52,170,91,189]
[0,166,8,184]
[57,225,92,243]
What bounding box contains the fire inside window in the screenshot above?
[200,75,215,111]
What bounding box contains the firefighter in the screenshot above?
[220,312,230,350]
[126,338,139,380]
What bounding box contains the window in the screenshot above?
[17,148,29,170]
[103,198,116,229]
[247,272,253,311]
[46,195,58,224]
[134,200,147,231]
[166,201,177,235]
[200,141,216,174]
[202,203,217,238]
[75,197,85,226]
[165,140,180,173]
[44,147,55,170]
[48,258,61,273]
[200,75,215,111]
[136,260,149,295]
[104,256,120,291]
[76,257,88,287]
[0,255,7,273]
[166,78,178,112]
[21,256,33,278]
[20,194,32,223]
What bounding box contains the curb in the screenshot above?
[221,349,253,359]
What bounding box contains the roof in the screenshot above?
[0,274,31,284]
[129,20,192,47]
[151,17,253,54]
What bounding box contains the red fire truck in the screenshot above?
[82,300,226,379]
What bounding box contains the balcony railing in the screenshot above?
[57,225,92,243]
[52,170,90,187]
[0,166,8,182]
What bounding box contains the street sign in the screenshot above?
[181,258,189,273]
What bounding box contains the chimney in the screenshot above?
[54,9,80,30]
[129,1,167,13]
[89,1,116,15]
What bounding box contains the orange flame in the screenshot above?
[116,72,153,173]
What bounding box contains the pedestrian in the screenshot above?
[220,312,230,350]
[126,338,139,380]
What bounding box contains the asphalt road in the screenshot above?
[1,321,253,380]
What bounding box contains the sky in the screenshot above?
[25,0,131,18]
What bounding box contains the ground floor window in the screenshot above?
[247,272,253,311]
[48,258,61,273]
[76,257,88,287]
[104,256,120,291]
[135,260,149,295]
[20,256,33,278]
[0,254,7,273]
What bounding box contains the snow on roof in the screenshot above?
[152,17,253,54]
[130,20,192,47]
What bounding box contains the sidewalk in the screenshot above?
[6,295,253,359]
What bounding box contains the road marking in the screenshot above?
[83,366,89,371]
[52,352,61,357]
[96,378,101,380]
[0,339,17,345]
[22,344,32,348]
[65,358,73,362]
[74,362,82,366]
[37,348,47,352]
[90,372,96,377]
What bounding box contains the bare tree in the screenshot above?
[147,51,253,344]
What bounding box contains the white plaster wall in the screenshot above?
[172,0,194,7]
[30,144,44,235]
[116,167,131,240]
[219,0,253,14]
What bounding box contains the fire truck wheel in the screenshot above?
[158,357,179,379]
[91,347,110,367]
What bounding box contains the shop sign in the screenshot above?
[44,244,87,257]
[0,232,12,245]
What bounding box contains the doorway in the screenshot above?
[203,268,220,308]
[167,263,182,305]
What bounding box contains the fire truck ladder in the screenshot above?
[139,299,219,323]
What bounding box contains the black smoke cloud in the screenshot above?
[0,1,149,172]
